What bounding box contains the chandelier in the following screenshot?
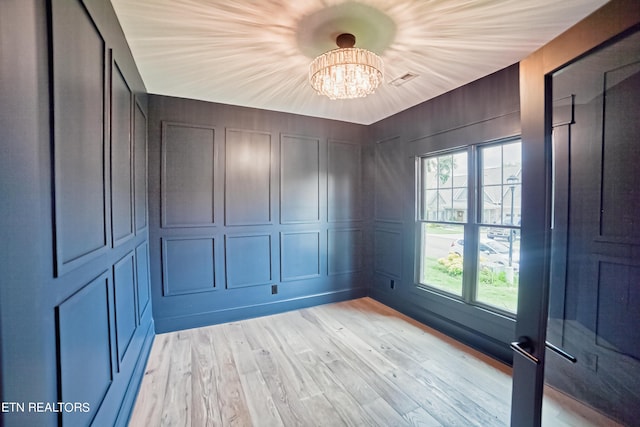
[309,33,384,100]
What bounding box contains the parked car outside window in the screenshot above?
[487,227,519,241]
[449,238,519,270]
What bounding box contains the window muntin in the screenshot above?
[420,152,468,222]
[480,142,521,226]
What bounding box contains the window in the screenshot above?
[417,140,521,314]
[418,152,468,296]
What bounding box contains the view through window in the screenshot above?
[417,140,521,314]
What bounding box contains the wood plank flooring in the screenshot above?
[130,298,619,426]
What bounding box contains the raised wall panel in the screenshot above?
[57,273,112,426]
[374,229,403,278]
[328,141,361,222]
[600,62,640,239]
[225,129,272,226]
[328,229,362,275]
[375,137,404,222]
[111,62,134,246]
[162,237,215,296]
[280,135,320,224]
[281,231,320,281]
[53,0,107,275]
[226,234,272,288]
[135,242,151,320]
[162,123,216,228]
[134,102,148,232]
[113,253,137,365]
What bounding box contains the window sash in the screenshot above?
[418,150,468,224]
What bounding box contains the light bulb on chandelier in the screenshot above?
[309,33,384,100]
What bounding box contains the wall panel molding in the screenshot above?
[280,231,321,282]
[225,233,273,288]
[374,228,403,279]
[328,228,363,275]
[147,94,368,334]
[161,122,217,228]
[4,1,154,425]
[56,271,112,426]
[134,99,148,233]
[135,241,151,322]
[111,60,134,247]
[375,136,404,222]
[225,128,273,226]
[595,259,640,360]
[328,140,362,222]
[407,111,521,157]
[600,61,640,241]
[52,0,109,276]
[162,236,216,296]
[280,134,321,224]
[113,251,137,368]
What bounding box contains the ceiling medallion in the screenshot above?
[309,33,384,100]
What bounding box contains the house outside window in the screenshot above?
[417,139,521,314]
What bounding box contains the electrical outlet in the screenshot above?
[271,284,278,295]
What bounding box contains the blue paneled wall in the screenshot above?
[1,0,153,425]
[367,65,521,362]
[148,96,370,332]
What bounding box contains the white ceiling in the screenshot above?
[110,0,609,125]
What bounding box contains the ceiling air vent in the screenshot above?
[389,72,419,86]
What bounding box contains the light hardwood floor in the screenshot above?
[130,298,619,426]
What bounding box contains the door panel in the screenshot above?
[514,2,640,424]
[545,30,640,425]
